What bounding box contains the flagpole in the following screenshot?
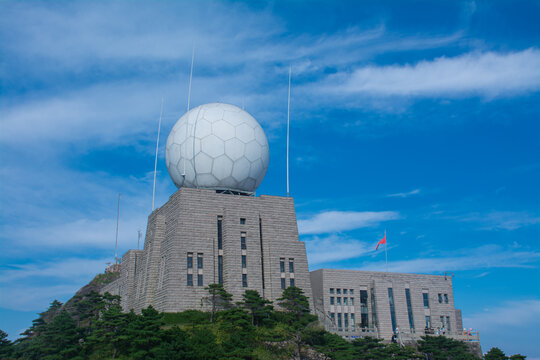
[385,229,388,272]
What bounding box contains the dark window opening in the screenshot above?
[217,217,223,250]
[288,259,294,273]
[187,273,193,286]
[280,258,285,273]
[197,274,203,286]
[242,255,247,268]
[241,233,246,250]
[240,218,246,224]
[405,288,415,331]
[242,274,248,287]
[423,293,430,308]
[187,253,193,268]
[197,253,203,269]
[289,278,295,287]
[281,278,286,289]
[218,255,223,284]
[388,288,397,333]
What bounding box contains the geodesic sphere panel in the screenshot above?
[165,103,269,193]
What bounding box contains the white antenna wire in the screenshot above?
[286,66,291,197]
[115,193,121,264]
[152,98,164,211]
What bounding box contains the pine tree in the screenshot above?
[418,335,478,360]
[202,283,233,322]
[127,305,164,359]
[239,289,273,326]
[0,329,13,359]
[484,347,507,360]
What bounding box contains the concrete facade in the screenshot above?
[105,187,312,313]
[310,269,464,342]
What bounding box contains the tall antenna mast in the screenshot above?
[184,45,195,177]
[152,98,164,211]
[286,65,291,197]
[137,229,142,250]
[187,45,195,112]
[115,193,121,264]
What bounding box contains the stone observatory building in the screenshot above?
[102,102,478,346]
[103,103,312,313]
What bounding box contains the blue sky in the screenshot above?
[1,0,539,357]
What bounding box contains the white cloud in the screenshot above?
[305,235,371,266]
[326,48,540,98]
[387,189,421,198]
[298,210,400,234]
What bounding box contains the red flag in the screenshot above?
[375,233,386,250]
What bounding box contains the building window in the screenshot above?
[425,316,431,329]
[242,255,247,268]
[388,288,397,334]
[218,255,223,284]
[330,312,335,325]
[405,288,415,331]
[330,288,335,294]
[440,316,445,328]
[187,252,193,268]
[350,289,354,294]
[197,274,203,286]
[187,273,193,286]
[281,278,286,289]
[343,289,348,294]
[290,278,295,287]
[360,290,369,329]
[370,288,378,328]
[240,218,246,224]
[423,292,430,308]
[446,316,451,332]
[438,294,443,303]
[289,259,294,273]
[350,297,354,306]
[241,232,247,250]
[280,258,285,273]
[197,253,203,269]
[337,313,342,330]
[242,274,248,287]
[351,313,355,331]
[337,297,341,305]
[337,289,341,294]
[344,313,349,331]
[330,297,334,305]
[217,216,223,250]
[343,297,348,305]
[444,294,449,303]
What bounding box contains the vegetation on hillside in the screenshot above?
[0,283,526,360]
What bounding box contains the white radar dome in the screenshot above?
[165,103,269,194]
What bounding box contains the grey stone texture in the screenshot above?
[310,269,462,341]
[106,187,312,313]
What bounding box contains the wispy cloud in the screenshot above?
[0,257,111,311]
[459,211,540,230]
[298,210,400,235]
[463,300,540,357]
[355,245,539,273]
[387,189,421,198]
[323,48,540,98]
